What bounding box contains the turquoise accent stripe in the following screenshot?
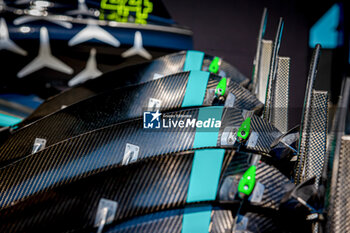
[181,206,212,233]
[183,50,205,71]
[309,3,341,48]
[187,107,225,202]
[181,106,225,233]
[193,106,224,148]
[181,98,225,232]
[0,94,42,109]
[182,71,210,107]
[187,149,225,202]
[0,113,22,127]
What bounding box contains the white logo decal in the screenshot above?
[68,19,120,47]
[122,31,152,60]
[17,27,73,78]
[143,110,162,129]
[0,18,27,56]
[68,48,102,86]
[66,0,95,17]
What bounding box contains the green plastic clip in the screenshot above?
[237,165,256,198]
[209,57,220,74]
[215,77,227,97]
[237,117,251,141]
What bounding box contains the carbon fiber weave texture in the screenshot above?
[0,150,288,232]
[0,73,262,168]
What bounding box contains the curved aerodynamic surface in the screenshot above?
[0,149,290,232]
[0,71,261,167]
[0,105,276,169]
[0,107,286,211]
[20,51,249,126]
[323,77,350,233]
[0,71,262,166]
[99,207,279,233]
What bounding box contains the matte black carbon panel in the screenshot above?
[295,45,321,184]
[0,73,261,167]
[324,78,350,194]
[218,108,282,154]
[249,115,282,153]
[101,208,184,233]
[237,212,277,233]
[0,108,281,219]
[256,40,272,103]
[20,52,187,126]
[220,153,290,210]
[0,106,280,207]
[262,18,284,121]
[206,79,262,112]
[98,208,278,233]
[325,78,350,233]
[0,152,195,232]
[271,57,290,134]
[0,72,189,166]
[210,210,234,233]
[304,91,328,188]
[22,51,249,126]
[326,136,350,233]
[98,208,279,233]
[255,161,290,209]
[0,149,289,233]
[250,8,268,95]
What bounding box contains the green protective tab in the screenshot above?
[215,77,227,97]
[238,165,257,198]
[0,113,22,127]
[183,50,205,71]
[182,71,210,107]
[208,57,220,74]
[237,117,251,141]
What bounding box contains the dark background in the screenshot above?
[163,0,349,127]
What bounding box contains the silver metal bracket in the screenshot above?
[122,143,140,165]
[246,132,259,148]
[218,70,226,77]
[32,138,46,153]
[242,110,254,119]
[148,98,162,111]
[152,73,163,80]
[219,175,240,201]
[94,198,118,233]
[224,93,236,107]
[203,89,216,105]
[204,88,235,107]
[249,182,265,204]
[221,126,239,146]
[307,213,319,221]
[233,215,249,232]
[281,132,299,146]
